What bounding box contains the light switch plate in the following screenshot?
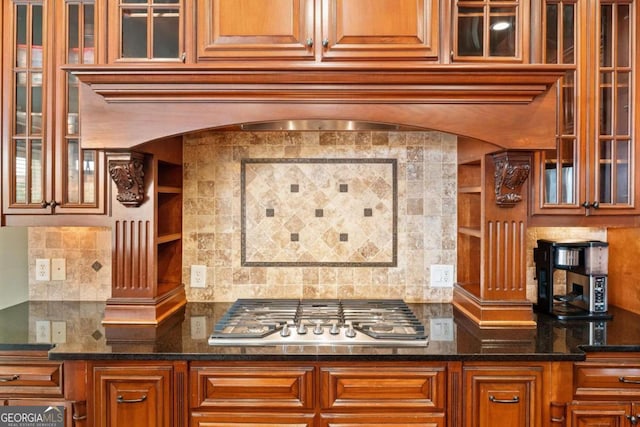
[51,321,67,343]
[36,320,51,343]
[35,259,51,281]
[51,258,66,281]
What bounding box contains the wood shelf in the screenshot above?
[158,233,182,244]
[458,186,482,194]
[458,227,482,238]
[157,185,182,194]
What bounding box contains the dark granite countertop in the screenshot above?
[0,301,639,362]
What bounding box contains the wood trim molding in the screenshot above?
[108,151,145,207]
[66,64,568,104]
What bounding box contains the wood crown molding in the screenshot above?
[65,65,568,104]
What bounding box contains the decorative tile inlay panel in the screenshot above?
[242,159,397,266]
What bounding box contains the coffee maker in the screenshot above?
[534,240,611,320]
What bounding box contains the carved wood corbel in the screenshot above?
[108,151,145,207]
[492,151,531,208]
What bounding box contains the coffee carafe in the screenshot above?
[534,239,611,320]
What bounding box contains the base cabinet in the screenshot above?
[567,402,635,427]
[462,364,544,427]
[90,362,187,427]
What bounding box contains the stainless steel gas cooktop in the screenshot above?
[208,299,428,346]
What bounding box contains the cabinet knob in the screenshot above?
[306,38,313,47]
[489,395,520,404]
[581,201,599,209]
[116,394,147,404]
[322,39,329,48]
[627,414,639,425]
[41,200,58,208]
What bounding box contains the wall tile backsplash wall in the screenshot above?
[183,130,458,302]
[28,227,112,301]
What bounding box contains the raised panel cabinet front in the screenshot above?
[0,362,63,397]
[197,0,315,60]
[320,0,439,61]
[463,365,543,427]
[92,365,173,427]
[575,362,640,400]
[319,365,446,410]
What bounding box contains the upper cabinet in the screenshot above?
[532,0,639,218]
[451,0,529,62]
[196,0,439,63]
[2,0,105,217]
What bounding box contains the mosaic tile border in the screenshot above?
[241,158,398,267]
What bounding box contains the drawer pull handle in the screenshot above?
[116,394,147,404]
[0,375,20,382]
[489,395,520,404]
[619,376,640,384]
[72,414,87,421]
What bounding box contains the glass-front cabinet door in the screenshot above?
[534,0,639,216]
[452,0,529,62]
[108,0,184,62]
[3,0,51,214]
[54,0,105,213]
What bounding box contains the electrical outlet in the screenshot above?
[190,316,207,339]
[430,264,454,287]
[190,265,207,288]
[51,258,66,281]
[36,320,51,343]
[430,318,454,341]
[35,259,51,281]
[51,321,67,343]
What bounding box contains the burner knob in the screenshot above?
[297,323,308,334]
[345,323,356,338]
[313,321,324,335]
[280,323,291,337]
[330,322,340,335]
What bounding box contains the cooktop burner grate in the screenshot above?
[209,299,428,346]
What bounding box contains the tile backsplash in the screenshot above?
[183,130,458,302]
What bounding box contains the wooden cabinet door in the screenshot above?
[320,0,438,61]
[92,365,172,427]
[463,365,543,427]
[197,0,315,61]
[566,402,631,427]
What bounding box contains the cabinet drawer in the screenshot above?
[319,413,445,426]
[191,412,315,426]
[319,365,446,410]
[190,365,314,410]
[0,363,63,397]
[575,363,640,399]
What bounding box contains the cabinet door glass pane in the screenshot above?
[600,72,613,135]
[84,5,95,62]
[562,71,575,134]
[616,5,630,67]
[83,150,96,204]
[601,5,613,67]
[617,72,630,134]
[15,140,27,204]
[122,9,148,58]
[15,73,27,135]
[153,9,179,58]
[67,140,80,204]
[599,140,613,203]
[489,8,516,56]
[562,4,574,63]
[31,139,43,203]
[32,6,43,67]
[31,73,43,134]
[545,4,558,62]
[458,8,484,56]
[16,5,27,67]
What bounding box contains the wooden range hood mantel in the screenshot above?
[70,64,567,150]
[74,64,566,332]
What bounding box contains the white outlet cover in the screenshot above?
[51,258,66,281]
[36,320,51,343]
[35,258,51,281]
[51,321,67,344]
[430,264,454,288]
[190,265,207,288]
[190,316,208,340]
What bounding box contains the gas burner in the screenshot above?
[209,299,428,346]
